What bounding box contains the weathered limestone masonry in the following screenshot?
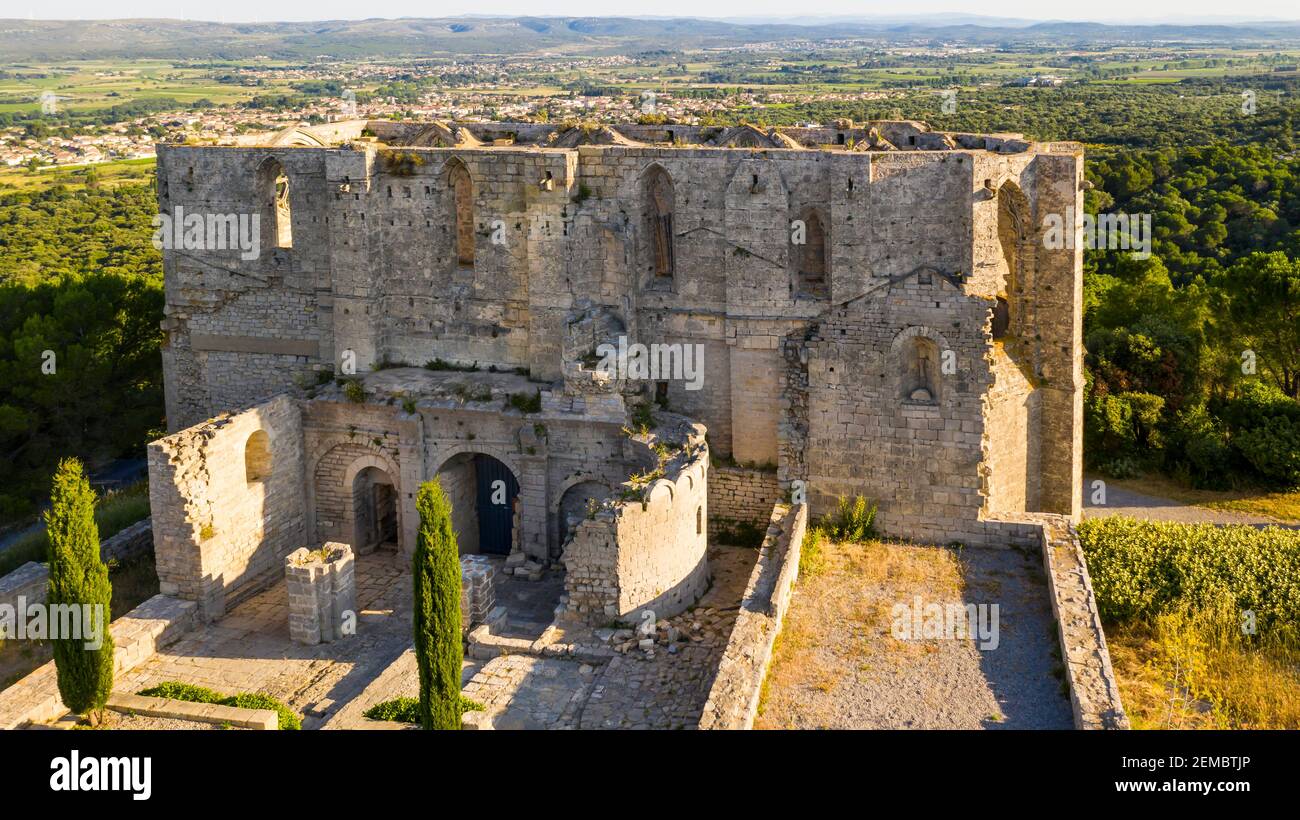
[698,501,807,729]
[707,466,780,539]
[563,418,710,622]
[0,595,198,728]
[285,542,356,645]
[155,118,1083,552]
[149,395,307,619]
[1038,515,1130,729]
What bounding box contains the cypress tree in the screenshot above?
[45,458,114,723]
[412,479,463,730]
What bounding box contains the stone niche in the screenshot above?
[285,542,357,645]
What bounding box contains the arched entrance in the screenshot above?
[436,452,520,555]
[352,466,398,554]
[556,480,612,552]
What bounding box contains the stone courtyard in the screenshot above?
[102,543,756,730]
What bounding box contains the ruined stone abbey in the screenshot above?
[146,118,1084,626]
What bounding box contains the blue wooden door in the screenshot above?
[474,455,518,555]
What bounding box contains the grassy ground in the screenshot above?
[0,157,155,194]
[0,480,151,577]
[1111,473,1300,523]
[1106,613,1300,730]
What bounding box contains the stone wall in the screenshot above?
[707,466,781,540]
[148,394,307,619]
[563,423,710,623]
[698,501,807,730]
[0,519,155,617]
[1037,514,1129,729]
[0,594,198,729]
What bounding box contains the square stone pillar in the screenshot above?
[286,542,356,645]
[460,554,496,635]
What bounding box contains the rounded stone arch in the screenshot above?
[891,325,954,406]
[255,155,293,250]
[431,445,524,556]
[640,162,676,281]
[646,478,676,505]
[552,474,614,553]
[340,451,404,556]
[430,442,522,481]
[444,156,475,269]
[244,429,272,483]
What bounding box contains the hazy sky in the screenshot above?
[11,2,1300,24]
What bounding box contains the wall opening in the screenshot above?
[643,165,676,280]
[257,157,292,249]
[352,466,398,554]
[556,480,612,553]
[996,181,1031,342]
[244,430,271,483]
[448,159,474,269]
[436,452,519,555]
[795,208,829,298]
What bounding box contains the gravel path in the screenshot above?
[1082,476,1296,528]
[756,541,1072,730]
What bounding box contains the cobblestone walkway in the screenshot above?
[461,544,759,730]
[119,551,412,729]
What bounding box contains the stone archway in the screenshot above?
[435,452,520,555]
[352,465,398,555]
[554,479,613,554]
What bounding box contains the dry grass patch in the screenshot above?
[756,538,966,728]
[1106,609,1300,730]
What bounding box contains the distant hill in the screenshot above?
[2,16,1300,60]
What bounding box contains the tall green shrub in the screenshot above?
[412,479,463,730]
[45,458,114,721]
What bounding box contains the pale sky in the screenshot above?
[10,2,1300,25]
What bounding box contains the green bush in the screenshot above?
[1078,517,1300,639]
[506,389,542,414]
[1234,416,1300,486]
[824,495,877,543]
[1167,404,1233,489]
[137,681,301,730]
[224,693,302,730]
[363,695,483,724]
[46,458,115,720]
[413,480,463,730]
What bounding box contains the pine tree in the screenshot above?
[45,458,114,722]
[412,479,463,730]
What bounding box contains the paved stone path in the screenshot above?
[119,551,413,729]
[1082,475,1295,528]
[459,543,759,730]
[756,541,1073,730]
[121,544,759,730]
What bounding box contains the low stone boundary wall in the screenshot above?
[106,692,278,730]
[697,501,807,730]
[0,518,154,615]
[0,562,49,621]
[0,594,198,729]
[1038,515,1130,729]
[707,466,780,540]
